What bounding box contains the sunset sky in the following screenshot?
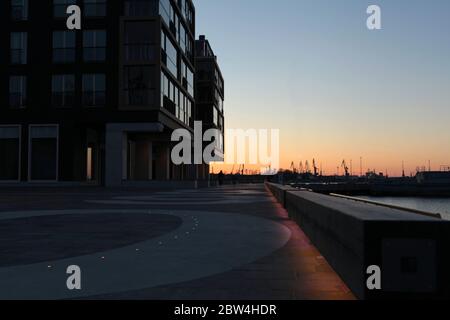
[196,0,450,176]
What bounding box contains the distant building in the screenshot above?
[195,35,225,178]
[416,171,450,184]
[0,0,220,186]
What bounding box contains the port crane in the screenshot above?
[341,160,350,177]
[312,159,319,176]
[299,161,304,174]
[290,161,296,173]
[231,164,245,175]
[305,160,311,174]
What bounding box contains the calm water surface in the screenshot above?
[359,196,450,220]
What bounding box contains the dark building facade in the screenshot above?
[195,35,224,178]
[0,0,206,186]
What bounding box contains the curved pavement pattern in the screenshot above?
[0,208,290,300]
[0,184,354,300]
[86,188,272,206]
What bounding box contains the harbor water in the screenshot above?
[359,196,450,220]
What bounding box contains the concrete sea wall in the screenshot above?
[266,182,450,299]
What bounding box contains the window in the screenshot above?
[84,0,107,17]
[9,76,27,109]
[0,126,21,181]
[213,107,218,126]
[52,75,75,108]
[124,66,155,106]
[159,0,172,26]
[161,31,178,78]
[53,31,75,63]
[180,60,194,97]
[186,98,192,126]
[217,96,224,113]
[10,32,27,64]
[182,0,193,26]
[11,0,28,20]
[218,115,224,131]
[186,66,194,97]
[178,23,186,54]
[160,71,166,108]
[54,0,76,18]
[160,69,192,126]
[29,125,58,181]
[124,21,156,62]
[82,74,105,107]
[83,30,106,61]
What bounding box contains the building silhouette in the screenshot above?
[0,0,222,186]
[195,35,225,179]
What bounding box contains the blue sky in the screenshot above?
[196,0,450,174]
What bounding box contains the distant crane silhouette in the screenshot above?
[290,161,296,173]
[402,161,406,177]
[312,159,319,177]
[299,161,304,174]
[305,160,311,174]
[341,160,350,177]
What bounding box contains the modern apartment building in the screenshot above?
[0,0,202,186]
[195,35,224,178]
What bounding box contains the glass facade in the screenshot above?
[179,0,194,26]
[121,0,195,127]
[161,71,192,126]
[1,0,205,184]
[159,0,171,25]
[125,0,194,61]
[161,30,178,78]
[181,59,194,97]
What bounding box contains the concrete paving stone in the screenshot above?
[0,184,355,300]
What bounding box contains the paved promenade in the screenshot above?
[0,184,354,300]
